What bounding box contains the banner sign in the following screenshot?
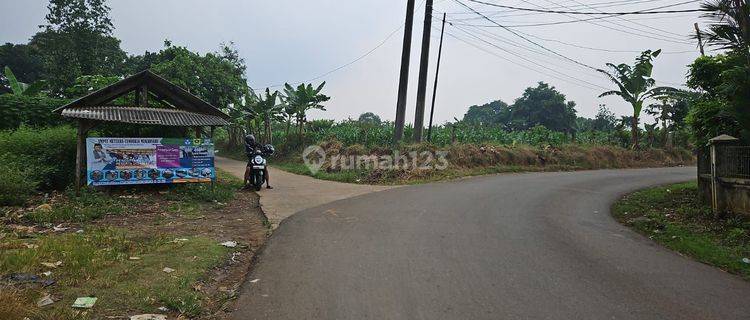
[86,138,215,186]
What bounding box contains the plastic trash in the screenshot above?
[41,261,62,268]
[250,279,259,283]
[72,297,97,308]
[743,258,750,264]
[37,294,54,307]
[220,241,238,248]
[162,267,175,273]
[130,314,167,320]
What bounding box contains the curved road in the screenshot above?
[232,167,750,320]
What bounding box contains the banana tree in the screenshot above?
[282,82,330,143]
[245,88,284,144]
[597,50,675,149]
[3,67,46,96]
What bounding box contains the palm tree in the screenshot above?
[597,50,674,149]
[245,88,283,144]
[698,0,749,59]
[282,82,330,143]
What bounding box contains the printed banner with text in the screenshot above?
[86,138,215,186]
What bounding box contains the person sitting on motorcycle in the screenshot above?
[244,134,272,189]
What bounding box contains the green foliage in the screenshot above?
[0,94,69,130]
[3,67,23,95]
[687,53,750,143]
[0,154,38,206]
[25,189,125,223]
[686,99,741,145]
[463,100,511,127]
[245,88,283,144]
[0,126,77,191]
[613,182,750,279]
[357,112,382,125]
[0,43,44,85]
[64,74,120,98]
[147,42,248,110]
[598,50,677,149]
[510,82,577,132]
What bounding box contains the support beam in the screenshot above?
[413,0,433,142]
[138,85,149,107]
[393,0,416,144]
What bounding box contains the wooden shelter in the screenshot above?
[53,69,231,193]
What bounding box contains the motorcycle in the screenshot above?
[247,144,274,191]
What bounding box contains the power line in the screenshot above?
[510,29,696,54]
[453,0,600,71]
[438,26,606,92]
[250,25,402,90]
[447,0,677,19]
[467,0,706,15]
[511,0,694,44]
[449,24,610,90]
[250,0,430,90]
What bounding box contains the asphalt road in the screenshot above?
[232,167,750,320]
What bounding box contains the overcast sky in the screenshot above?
[0,0,706,124]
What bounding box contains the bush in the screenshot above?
[0,95,70,130]
[0,126,77,191]
[0,155,38,206]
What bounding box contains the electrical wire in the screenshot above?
[467,0,706,15]
[250,0,428,90]
[438,26,606,92]
[453,0,600,71]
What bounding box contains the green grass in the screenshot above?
[14,169,242,225]
[612,182,750,280]
[0,169,244,319]
[0,227,228,319]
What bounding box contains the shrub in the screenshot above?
[0,95,70,130]
[0,126,77,191]
[0,155,38,206]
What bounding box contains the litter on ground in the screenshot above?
[162,267,175,273]
[220,241,237,248]
[72,297,97,308]
[36,294,54,307]
[129,314,167,320]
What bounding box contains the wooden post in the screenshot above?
[195,126,203,139]
[138,85,149,107]
[75,120,93,196]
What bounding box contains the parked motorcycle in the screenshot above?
[247,144,274,191]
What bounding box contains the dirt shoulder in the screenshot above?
[1,172,269,319]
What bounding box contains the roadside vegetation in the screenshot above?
[613,182,750,280]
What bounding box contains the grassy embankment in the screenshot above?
[0,170,262,319]
[220,139,695,185]
[612,182,750,280]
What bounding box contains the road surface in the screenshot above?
[232,167,750,320]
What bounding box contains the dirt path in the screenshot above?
[215,156,395,229]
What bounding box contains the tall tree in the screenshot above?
[598,50,674,149]
[592,105,617,132]
[32,0,126,94]
[509,82,577,132]
[696,0,750,141]
[358,112,382,125]
[463,100,511,127]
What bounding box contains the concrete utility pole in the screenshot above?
[427,13,446,142]
[393,0,416,144]
[413,0,433,142]
[694,23,705,56]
